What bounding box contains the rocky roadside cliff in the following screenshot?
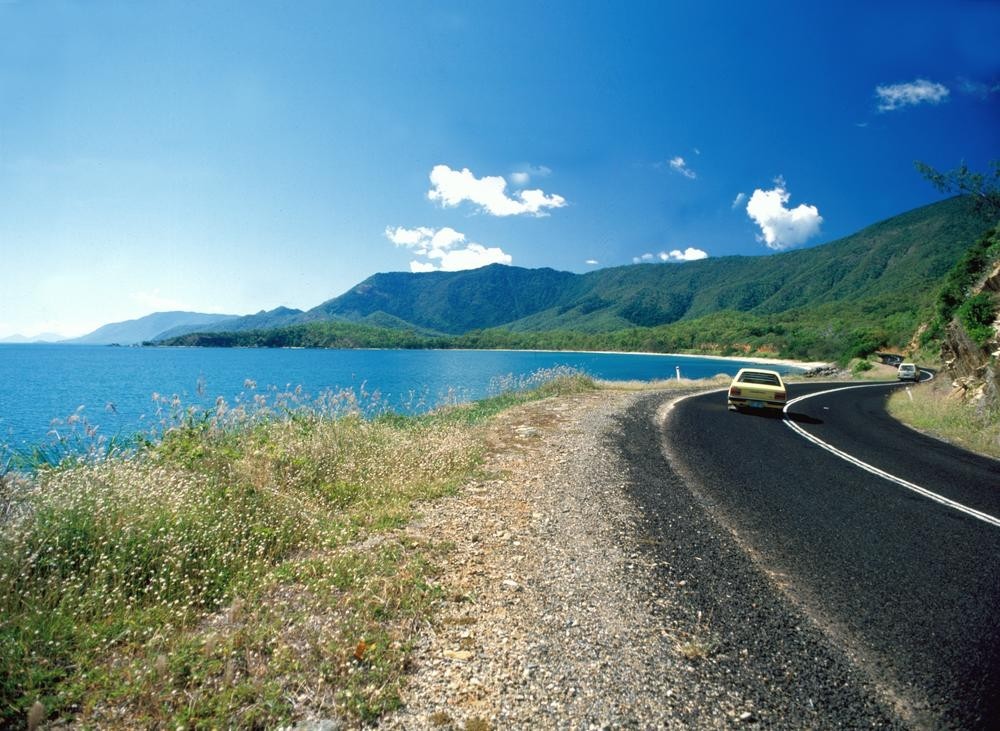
[942,251,1000,415]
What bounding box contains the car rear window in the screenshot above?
[739,371,780,386]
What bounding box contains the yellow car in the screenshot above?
[727,368,787,413]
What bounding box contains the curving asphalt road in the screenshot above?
[655,377,1000,729]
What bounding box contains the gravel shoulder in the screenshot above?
[379,386,902,729]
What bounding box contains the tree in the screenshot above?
[915,160,1000,221]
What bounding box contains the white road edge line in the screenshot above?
[782,373,1000,529]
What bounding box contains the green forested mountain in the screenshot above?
[301,265,577,334]
[296,195,982,334]
[161,196,997,362]
[153,306,304,340]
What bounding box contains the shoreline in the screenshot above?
[471,347,832,371]
[9,341,832,373]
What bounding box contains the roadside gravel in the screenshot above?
[377,386,902,729]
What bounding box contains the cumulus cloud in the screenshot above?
[669,156,697,179]
[731,192,747,209]
[745,179,822,250]
[509,164,552,185]
[661,247,708,262]
[875,79,949,112]
[428,164,566,217]
[632,248,708,264]
[385,225,512,272]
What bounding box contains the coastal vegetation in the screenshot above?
[888,221,1000,458]
[5,181,999,727]
[158,196,993,366]
[0,369,595,727]
[887,373,1000,460]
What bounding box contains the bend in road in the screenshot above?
[783,379,1000,529]
[661,382,1000,729]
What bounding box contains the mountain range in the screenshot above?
[60,311,242,345]
[0,332,66,344]
[37,196,993,353]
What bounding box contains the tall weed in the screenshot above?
[0,368,591,726]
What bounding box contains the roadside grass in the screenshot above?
[600,374,732,391]
[0,369,595,728]
[886,375,1000,460]
[844,358,897,381]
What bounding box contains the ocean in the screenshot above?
[0,344,800,452]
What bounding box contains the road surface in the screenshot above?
[651,378,1000,728]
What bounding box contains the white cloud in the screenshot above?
[385,225,512,272]
[585,259,599,266]
[427,164,566,217]
[383,225,434,247]
[745,178,823,250]
[731,192,747,209]
[509,164,552,185]
[875,79,949,112]
[669,156,697,179]
[632,248,707,264]
[660,247,708,262]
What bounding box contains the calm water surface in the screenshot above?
[0,345,800,450]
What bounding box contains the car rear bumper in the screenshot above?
[728,397,785,410]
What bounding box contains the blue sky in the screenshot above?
[1,1,997,338]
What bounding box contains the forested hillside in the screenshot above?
[161,196,998,363]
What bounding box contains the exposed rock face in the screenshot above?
[942,259,1000,414]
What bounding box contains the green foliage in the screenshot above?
[888,376,1000,459]
[845,327,883,360]
[852,359,874,374]
[307,265,575,335]
[0,367,590,727]
[957,291,998,347]
[618,288,691,326]
[163,321,434,349]
[430,368,596,426]
[159,197,998,364]
[934,226,1000,325]
[915,160,1000,221]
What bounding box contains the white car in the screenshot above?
[896,363,920,382]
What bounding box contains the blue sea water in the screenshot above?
[0,345,801,452]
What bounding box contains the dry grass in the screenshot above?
[886,375,1000,460]
[848,360,899,381]
[0,371,596,728]
[599,374,732,391]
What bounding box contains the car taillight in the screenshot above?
[729,386,741,396]
[774,392,786,400]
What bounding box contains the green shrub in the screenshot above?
[0,366,592,727]
[957,291,998,346]
[852,359,874,374]
[936,226,1000,325]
